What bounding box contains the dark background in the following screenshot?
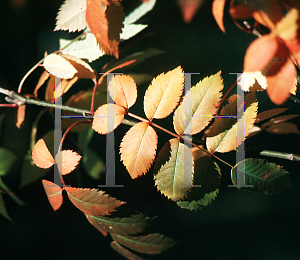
[1,0,300,259]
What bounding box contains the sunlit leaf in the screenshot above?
[144,66,184,120]
[92,104,126,134]
[124,0,156,25]
[0,148,16,176]
[111,241,146,260]
[173,71,223,135]
[54,0,87,32]
[20,130,54,188]
[86,0,124,58]
[55,150,82,175]
[120,122,157,179]
[0,192,13,221]
[60,33,105,62]
[231,158,291,194]
[108,75,137,109]
[110,233,176,254]
[177,154,221,210]
[237,71,267,92]
[154,138,193,201]
[212,0,227,32]
[120,24,147,40]
[60,54,96,80]
[206,92,258,153]
[32,139,55,169]
[86,213,150,236]
[65,187,125,215]
[43,54,77,79]
[42,180,63,211]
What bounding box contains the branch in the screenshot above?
[259,150,300,162]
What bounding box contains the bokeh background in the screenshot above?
[1,0,300,259]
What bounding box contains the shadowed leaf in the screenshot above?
[231,158,291,194]
[42,180,63,211]
[266,122,300,134]
[108,75,137,109]
[120,122,157,179]
[174,71,223,135]
[33,70,50,96]
[154,138,193,201]
[177,0,206,23]
[32,139,55,169]
[261,114,300,129]
[92,104,126,134]
[86,213,150,236]
[177,153,221,210]
[255,108,288,123]
[0,148,16,176]
[111,241,146,260]
[54,0,87,32]
[144,66,184,120]
[0,192,13,221]
[110,233,176,254]
[65,187,125,216]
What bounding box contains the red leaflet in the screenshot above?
[42,180,63,211]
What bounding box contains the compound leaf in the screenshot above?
[42,180,63,211]
[65,187,126,216]
[111,241,146,260]
[86,213,150,236]
[231,158,291,194]
[54,0,87,32]
[144,66,184,120]
[55,150,82,175]
[92,104,126,134]
[120,122,157,179]
[173,71,223,135]
[206,92,258,153]
[32,139,55,169]
[108,74,137,109]
[110,233,176,254]
[154,138,193,201]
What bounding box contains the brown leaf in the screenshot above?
[108,75,137,109]
[42,179,63,211]
[177,0,206,23]
[266,122,300,134]
[55,150,82,175]
[144,66,184,120]
[212,0,227,32]
[261,114,300,129]
[255,108,288,123]
[33,70,50,96]
[86,0,124,58]
[65,187,125,216]
[92,104,126,134]
[120,122,157,179]
[16,104,26,129]
[32,139,55,169]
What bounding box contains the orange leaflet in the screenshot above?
[42,180,63,211]
[92,104,126,134]
[212,0,227,32]
[55,150,82,175]
[177,0,205,23]
[32,139,55,169]
[16,104,26,129]
[86,0,124,58]
[65,187,126,216]
[144,66,184,120]
[120,122,158,179]
[108,75,137,109]
[33,70,49,96]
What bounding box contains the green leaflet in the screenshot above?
[110,233,176,255]
[154,138,194,201]
[0,192,13,221]
[231,158,291,194]
[0,147,16,176]
[177,155,221,210]
[111,241,146,260]
[86,213,150,236]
